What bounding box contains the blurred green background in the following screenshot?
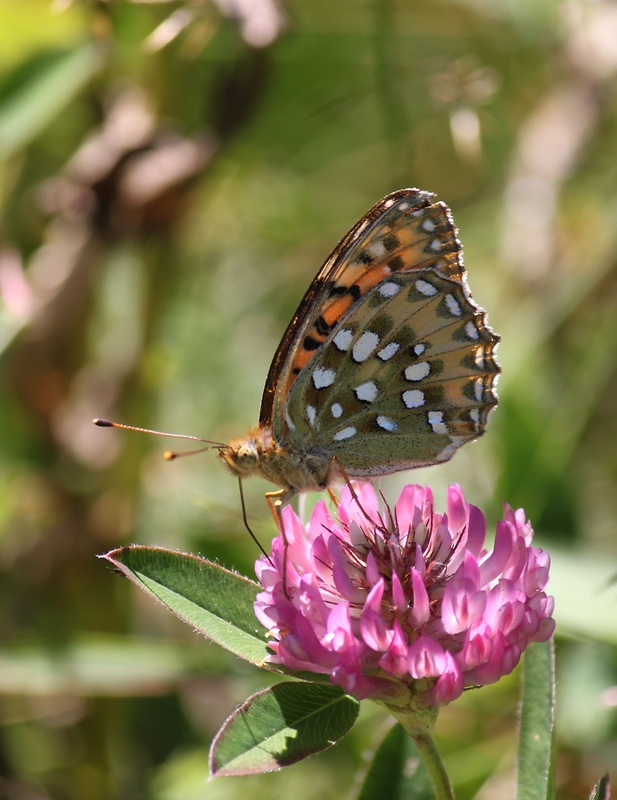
[1,0,616,797]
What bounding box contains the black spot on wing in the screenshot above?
[388,256,405,271]
[327,283,362,301]
[315,315,333,337]
[303,336,320,351]
[382,234,400,252]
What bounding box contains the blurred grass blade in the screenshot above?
[354,721,432,800]
[516,639,555,800]
[589,774,611,800]
[0,42,104,158]
[0,635,195,696]
[210,682,359,776]
[103,545,269,665]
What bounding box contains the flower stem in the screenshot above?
[407,729,454,800]
[381,702,454,800]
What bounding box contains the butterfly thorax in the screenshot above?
[219,425,333,502]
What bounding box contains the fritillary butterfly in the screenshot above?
[219,188,500,507]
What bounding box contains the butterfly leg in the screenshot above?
[265,487,297,599]
[327,455,358,502]
[265,486,297,526]
[327,487,339,508]
[265,490,283,526]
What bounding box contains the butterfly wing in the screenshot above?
[262,190,445,425]
[261,188,500,472]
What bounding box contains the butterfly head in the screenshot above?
[219,436,260,479]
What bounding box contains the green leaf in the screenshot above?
[354,722,432,800]
[0,42,104,158]
[103,545,269,665]
[516,639,555,800]
[209,681,360,776]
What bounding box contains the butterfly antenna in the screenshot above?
[93,418,227,455]
[237,479,273,566]
[164,447,213,460]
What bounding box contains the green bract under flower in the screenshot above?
[255,483,555,706]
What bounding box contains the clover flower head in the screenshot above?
[255,483,555,707]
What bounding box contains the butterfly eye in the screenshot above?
[236,443,259,466]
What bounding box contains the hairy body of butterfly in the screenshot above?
[220,426,334,506]
[219,188,500,507]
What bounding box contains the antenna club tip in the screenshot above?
[164,451,177,461]
[93,418,112,427]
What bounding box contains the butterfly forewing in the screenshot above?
[261,189,444,431]
[278,189,500,475]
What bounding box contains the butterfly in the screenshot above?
[218,188,500,508]
[95,189,499,511]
